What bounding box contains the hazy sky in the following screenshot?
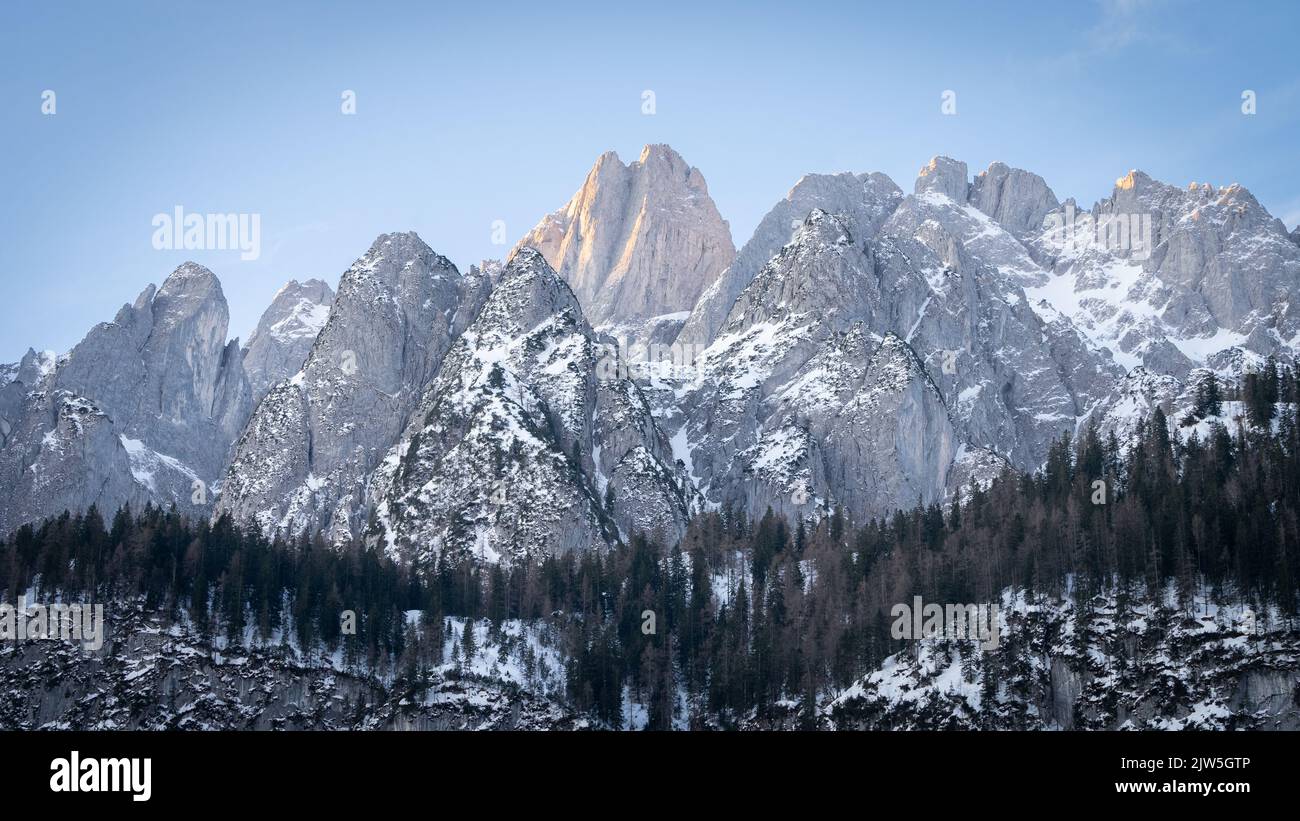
[2,0,1298,363]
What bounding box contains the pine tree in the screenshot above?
[461,618,477,665]
[1194,371,1223,418]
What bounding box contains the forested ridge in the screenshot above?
[4,365,1299,728]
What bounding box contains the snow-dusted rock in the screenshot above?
[216,233,487,542]
[0,263,252,534]
[243,278,334,402]
[968,161,1060,238]
[826,588,1300,730]
[366,247,692,565]
[676,170,902,346]
[1027,171,1300,375]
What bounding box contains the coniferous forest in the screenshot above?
[4,374,1300,729]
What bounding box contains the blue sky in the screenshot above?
[2,0,1298,363]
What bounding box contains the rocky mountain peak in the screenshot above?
[513,143,735,333]
[353,231,455,285]
[1114,169,1153,192]
[478,246,587,336]
[915,156,969,201]
[154,261,226,320]
[504,244,552,274]
[365,241,690,564]
[794,208,855,246]
[969,161,1060,236]
[675,170,903,346]
[243,278,335,401]
[163,259,221,288]
[0,261,254,536]
[215,231,480,542]
[1105,168,1182,213]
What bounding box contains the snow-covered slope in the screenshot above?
[366,247,693,565]
[827,586,1300,730]
[1025,171,1300,378]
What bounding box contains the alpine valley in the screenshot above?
[3,144,1300,730]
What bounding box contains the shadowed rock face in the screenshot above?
[826,590,1300,731]
[665,159,1118,525]
[513,144,735,339]
[243,278,334,403]
[676,170,903,347]
[0,263,252,535]
[366,247,692,566]
[968,161,1060,238]
[215,232,489,544]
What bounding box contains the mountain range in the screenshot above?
[3,144,1299,556]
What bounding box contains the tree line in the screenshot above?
[3,364,1298,727]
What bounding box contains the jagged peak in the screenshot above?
[348,231,459,287]
[793,208,855,245]
[976,160,1051,187]
[576,143,704,195]
[270,278,333,301]
[497,246,583,308]
[131,284,157,311]
[876,332,945,382]
[872,333,949,408]
[364,230,431,256]
[786,170,902,202]
[1213,181,1259,207]
[1114,169,1153,191]
[637,142,685,165]
[505,245,552,272]
[157,262,224,305]
[914,156,969,201]
[876,331,918,360]
[584,143,689,175]
[968,161,1060,235]
[160,261,219,288]
[461,247,590,352]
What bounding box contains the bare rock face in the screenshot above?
[366,247,692,566]
[0,263,252,535]
[667,156,1119,524]
[969,161,1060,238]
[915,156,970,202]
[1026,171,1300,375]
[672,211,960,523]
[216,233,489,542]
[0,349,56,449]
[513,144,735,335]
[880,159,1121,465]
[676,170,902,346]
[243,279,334,402]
